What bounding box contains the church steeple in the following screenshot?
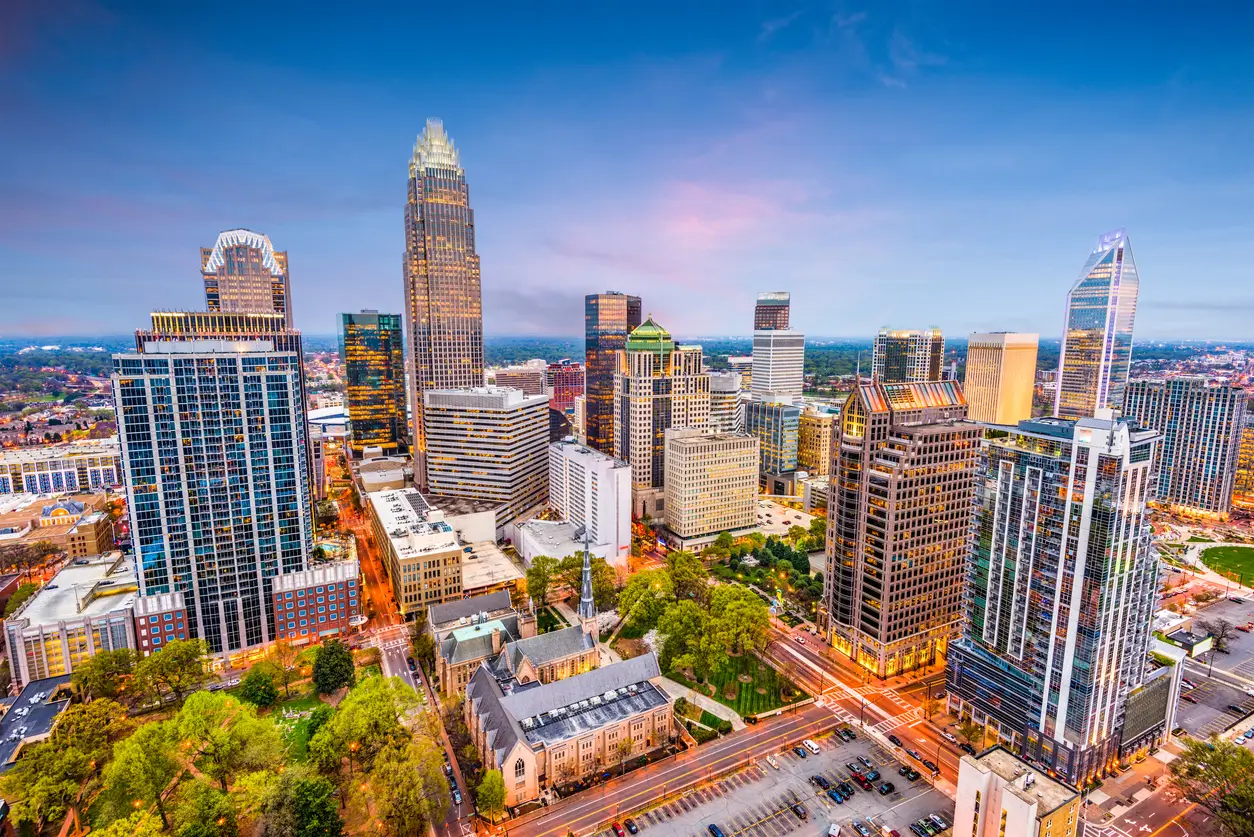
[578,529,595,624]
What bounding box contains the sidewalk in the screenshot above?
[655,676,746,731]
[552,598,623,666]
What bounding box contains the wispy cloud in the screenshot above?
[760,9,805,41]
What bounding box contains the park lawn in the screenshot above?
[1200,545,1254,583]
[1187,536,1214,543]
[275,689,327,762]
[668,654,807,718]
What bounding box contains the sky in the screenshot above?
[2,1,1253,340]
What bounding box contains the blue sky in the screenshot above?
[3,1,1253,340]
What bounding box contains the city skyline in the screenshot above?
[5,3,1254,340]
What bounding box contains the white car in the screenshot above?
[766,755,780,770]
[940,731,957,744]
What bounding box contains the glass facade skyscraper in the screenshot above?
[114,339,313,657]
[340,310,406,456]
[1054,229,1139,420]
[585,292,642,455]
[946,415,1162,786]
[743,398,800,476]
[872,328,944,383]
[404,118,484,455]
[201,229,292,327]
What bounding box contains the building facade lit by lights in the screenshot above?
[1235,411,1254,513]
[754,291,791,330]
[340,310,407,456]
[585,292,642,456]
[964,332,1039,425]
[872,328,944,384]
[1054,229,1139,420]
[403,119,485,456]
[201,229,292,327]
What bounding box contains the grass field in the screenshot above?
[274,689,327,761]
[668,654,807,717]
[537,606,568,634]
[1200,545,1254,582]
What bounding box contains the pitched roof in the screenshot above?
[502,624,594,672]
[498,652,661,722]
[428,590,513,628]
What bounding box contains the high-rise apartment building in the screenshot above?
[403,119,485,454]
[797,404,838,476]
[754,291,791,330]
[708,371,744,433]
[743,397,800,477]
[613,317,710,516]
[1054,229,1139,420]
[547,360,585,410]
[1235,411,1254,512]
[585,292,642,455]
[548,439,632,567]
[872,328,944,383]
[114,338,313,657]
[664,428,758,544]
[823,381,979,678]
[423,387,549,523]
[751,330,805,400]
[340,311,406,456]
[201,229,292,326]
[1123,377,1246,518]
[946,414,1162,785]
[965,333,1039,425]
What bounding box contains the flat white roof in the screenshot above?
[461,542,524,592]
[368,488,459,559]
[13,554,136,627]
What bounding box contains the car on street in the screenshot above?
[827,788,845,804]
[612,823,626,837]
[451,789,462,805]
[794,746,808,758]
[624,818,638,834]
[905,748,922,760]
[792,804,807,820]
[922,759,939,773]
[407,656,416,670]
[852,820,872,836]
[887,734,902,746]
[767,755,780,769]
[877,781,896,795]
[857,755,874,769]
[940,731,957,743]
[709,825,726,837]
[794,635,806,644]
[811,775,831,789]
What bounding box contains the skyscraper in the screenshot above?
[750,331,805,400]
[403,118,484,455]
[549,439,632,568]
[114,338,313,657]
[340,310,407,456]
[754,291,791,330]
[201,229,292,327]
[797,404,838,476]
[946,414,1162,785]
[707,371,744,433]
[1054,229,1139,420]
[743,397,800,477]
[613,317,710,517]
[823,381,979,678]
[1123,377,1246,518]
[871,328,944,383]
[664,428,758,545]
[964,332,1039,425]
[585,292,642,455]
[1234,410,1254,512]
[546,359,585,411]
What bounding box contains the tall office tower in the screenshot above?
[1234,410,1254,512]
[548,439,632,568]
[664,428,759,544]
[403,118,484,455]
[114,338,312,657]
[493,367,547,395]
[708,371,744,433]
[754,291,791,330]
[613,317,710,517]
[823,381,979,678]
[797,404,838,476]
[572,395,587,444]
[743,397,800,477]
[423,387,549,523]
[872,328,944,383]
[202,229,293,327]
[340,310,406,456]
[1123,377,1246,518]
[585,292,642,455]
[547,359,585,411]
[1054,229,1139,420]
[946,414,1162,786]
[751,331,805,400]
[965,333,1039,424]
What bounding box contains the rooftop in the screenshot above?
[9,554,136,627]
[423,387,549,410]
[0,438,121,465]
[461,541,525,593]
[272,559,359,594]
[550,439,629,469]
[367,488,459,559]
[424,493,505,518]
[429,590,514,629]
[967,746,1078,815]
[0,676,72,773]
[516,519,587,555]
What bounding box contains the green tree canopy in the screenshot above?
[176,691,283,792]
[268,638,301,700]
[312,639,355,695]
[1170,735,1254,837]
[365,736,450,837]
[172,779,238,837]
[308,676,418,775]
[666,551,709,605]
[134,638,209,705]
[526,555,559,604]
[657,600,718,675]
[618,569,675,629]
[101,721,181,830]
[476,769,506,822]
[239,665,280,708]
[92,812,166,837]
[3,582,37,617]
[71,648,135,702]
[708,585,770,655]
[246,765,345,837]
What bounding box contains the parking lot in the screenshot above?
[591,731,953,837]
[1174,596,1254,738]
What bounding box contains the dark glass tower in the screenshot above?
[754,291,790,330]
[584,291,641,455]
[340,310,407,456]
[404,119,484,454]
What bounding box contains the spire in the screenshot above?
[410,117,462,176]
[578,529,595,621]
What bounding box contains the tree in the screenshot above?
[312,638,355,694]
[1169,735,1254,837]
[176,691,283,792]
[1,543,44,585]
[239,665,280,708]
[306,704,335,740]
[555,554,585,596]
[1199,618,1237,653]
[308,676,418,776]
[526,555,559,604]
[365,737,451,837]
[172,779,238,837]
[102,721,181,830]
[617,737,634,775]
[920,692,940,720]
[590,555,619,610]
[708,585,770,655]
[134,638,208,705]
[410,629,437,674]
[476,769,506,824]
[713,531,735,552]
[657,600,714,675]
[3,581,37,617]
[248,766,345,837]
[666,551,709,605]
[268,639,301,700]
[809,517,827,539]
[956,719,985,752]
[92,812,166,837]
[618,569,675,630]
[787,525,808,545]
[71,648,135,702]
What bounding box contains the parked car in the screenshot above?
[794,747,808,758]
[916,819,939,836]
[929,814,950,831]
[905,748,922,760]
[708,825,726,837]
[804,739,821,754]
[1182,694,1198,703]
[612,823,626,837]
[922,759,939,773]
[852,820,872,836]
[857,755,874,769]
[792,804,807,820]
[877,781,896,795]
[451,789,462,805]
[846,762,861,774]
[811,775,831,789]
[865,769,880,782]
[624,818,639,834]
[1237,624,1252,633]
[839,728,856,742]
[887,734,902,746]
[1228,705,1248,714]
[960,743,977,755]
[838,781,855,797]
[940,731,957,743]
[909,825,929,837]
[827,788,845,804]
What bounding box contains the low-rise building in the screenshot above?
[465,652,673,807]
[0,676,73,773]
[271,560,362,644]
[355,457,409,493]
[954,747,1080,837]
[0,493,115,558]
[367,488,464,619]
[132,591,189,658]
[461,541,526,601]
[0,438,121,495]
